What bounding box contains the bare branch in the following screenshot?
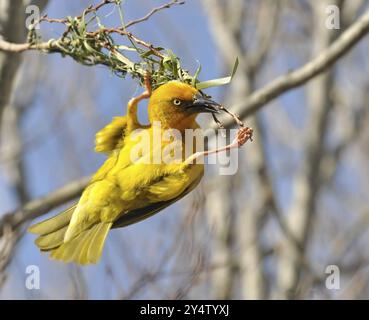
[0,30,164,58]
[0,176,90,237]
[39,0,117,24]
[225,7,369,123]
[0,38,55,53]
[125,0,185,29]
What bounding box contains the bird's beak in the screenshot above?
[190,94,222,114]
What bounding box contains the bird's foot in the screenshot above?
[233,126,253,147]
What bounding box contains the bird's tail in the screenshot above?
[28,205,112,265]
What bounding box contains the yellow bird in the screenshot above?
[28,80,252,264]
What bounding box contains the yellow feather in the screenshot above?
[73,227,95,263]
[94,116,127,153]
[49,222,112,264]
[35,226,68,251]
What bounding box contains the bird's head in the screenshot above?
[148,81,221,130]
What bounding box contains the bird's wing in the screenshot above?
[94,116,128,154]
[112,171,203,229]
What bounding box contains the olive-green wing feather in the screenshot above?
[112,173,203,229]
[28,205,76,236]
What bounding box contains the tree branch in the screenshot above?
[225,7,369,123]
[0,0,192,88]
[0,38,55,53]
[0,176,90,237]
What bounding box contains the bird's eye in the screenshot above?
[173,99,182,106]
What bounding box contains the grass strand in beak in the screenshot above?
[218,105,244,127]
[212,113,226,137]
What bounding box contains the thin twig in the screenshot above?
[39,0,117,24]
[125,0,185,28]
[219,105,244,127]
[90,28,164,58]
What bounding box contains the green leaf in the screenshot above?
[162,49,181,78]
[112,50,135,70]
[141,49,159,58]
[196,57,239,90]
[192,62,202,86]
[78,13,86,34]
[116,44,137,51]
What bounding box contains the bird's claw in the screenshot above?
[234,126,253,147]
